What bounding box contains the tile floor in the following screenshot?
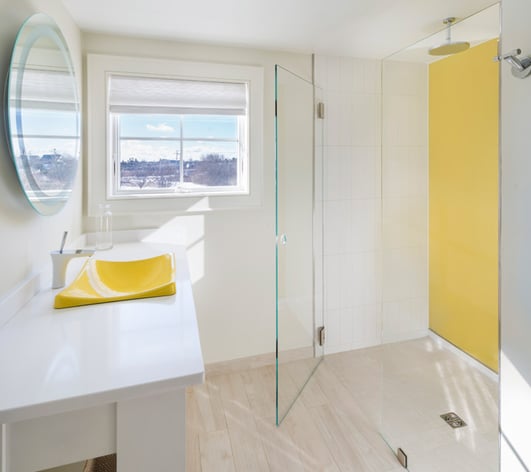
[43,336,499,471]
[187,337,499,472]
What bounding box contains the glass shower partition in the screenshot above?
[379,5,500,471]
[275,64,324,424]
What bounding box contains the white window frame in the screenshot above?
[86,54,263,216]
[111,109,246,197]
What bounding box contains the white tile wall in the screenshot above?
[382,61,428,343]
[382,146,427,198]
[352,147,381,199]
[316,56,428,354]
[382,247,427,301]
[383,197,427,249]
[315,55,383,354]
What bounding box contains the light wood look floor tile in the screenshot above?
[211,373,270,472]
[255,416,306,472]
[282,401,341,471]
[186,337,499,472]
[198,430,236,472]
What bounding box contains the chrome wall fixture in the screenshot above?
[495,49,531,78]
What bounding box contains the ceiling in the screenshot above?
[390,4,499,63]
[60,0,499,58]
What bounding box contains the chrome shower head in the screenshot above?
[429,17,470,56]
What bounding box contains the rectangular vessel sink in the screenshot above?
[54,253,176,309]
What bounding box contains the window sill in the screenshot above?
[88,192,260,216]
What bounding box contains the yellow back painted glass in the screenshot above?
[429,39,499,372]
[54,253,176,309]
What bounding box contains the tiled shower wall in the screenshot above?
[381,60,428,343]
[314,55,428,354]
[314,56,383,354]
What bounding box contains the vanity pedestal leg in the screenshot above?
[116,389,186,472]
[1,424,6,472]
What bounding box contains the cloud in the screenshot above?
[121,141,177,161]
[146,123,174,133]
[120,140,238,162]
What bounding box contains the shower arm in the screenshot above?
[443,17,455,43]
[495,48,531,78]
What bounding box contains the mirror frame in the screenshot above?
[5,13,80,216]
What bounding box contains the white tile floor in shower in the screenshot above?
[188,336,499,472]
[373,337,498,472]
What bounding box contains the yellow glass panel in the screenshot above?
[429,39,499,372]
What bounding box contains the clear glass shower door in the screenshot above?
[275,64,324,424]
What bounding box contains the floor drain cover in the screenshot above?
[440,412,467,428]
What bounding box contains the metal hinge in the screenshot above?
[317,102,325,119]
[317,326,325,346]
[397,448,408,468]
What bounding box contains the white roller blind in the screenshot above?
[10,68,78,111]
[108,74,247,115]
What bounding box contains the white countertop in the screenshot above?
[0,242,204,424]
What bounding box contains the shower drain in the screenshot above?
[440,412,467,428]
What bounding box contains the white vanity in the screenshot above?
[0,242,204,472]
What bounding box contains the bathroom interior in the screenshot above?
[0,0,529,471]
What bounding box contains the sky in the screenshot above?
[9,108,79,158]
[11,109,241,162]
[119,114,240,162]
[121,114,237,139]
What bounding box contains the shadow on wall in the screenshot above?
[0,3,39,219]
[141,214,206,283]
[135,209,275,364]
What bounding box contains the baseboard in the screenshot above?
[428,330,499,382]
[205,352,274,376]
[205,346,313,377]
[382,328,429,345]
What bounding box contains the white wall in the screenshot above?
[82,33,312,363]
[381,61,428,343]
[500,0,531,469]
[314,55,383,354]
[0,0,82,318]
[314,55,428,355]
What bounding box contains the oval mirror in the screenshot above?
[5,13,80,216]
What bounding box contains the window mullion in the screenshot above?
[113,114,120,193]
[239,115,246,189]
[179,116,184,188]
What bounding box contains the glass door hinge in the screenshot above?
[397,448,407,468]
[317,102,325,119]
[318,326,325,346]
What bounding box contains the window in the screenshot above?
[109,75,248,197]
[87,54,263,215]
